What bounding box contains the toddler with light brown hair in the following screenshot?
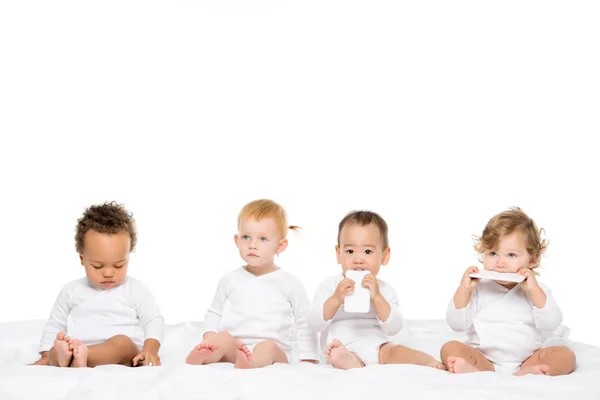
[441,207,576,376]
[186,199,318,368]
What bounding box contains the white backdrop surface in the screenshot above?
[1,1,598,346]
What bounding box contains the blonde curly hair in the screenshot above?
[474,207,548,270]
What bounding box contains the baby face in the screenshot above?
[336,223,390,277]
[79,230,131,290]
[235,217,286,272]
[482,231,533,274]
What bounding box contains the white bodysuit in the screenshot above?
[446,279,563,373]
[307,273,404,365]
[39,277,164,352]
[202,267,318,362]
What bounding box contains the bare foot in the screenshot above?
[54,332,73,367]
[447,357,479,374]
[427,359,447,371]
[71,340,88,368]
[234,342,252,369]
[326,339,363,370]
[514,364,551,376]
[186,343,220,365]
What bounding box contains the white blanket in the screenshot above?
[1,319,599,400]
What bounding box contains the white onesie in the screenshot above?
[202,267,318,362]
[446,279,563,373]
[39,277,164,352]
[307,273,404,365]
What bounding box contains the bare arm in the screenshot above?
[133,338,162,366]
[453,266,481,309]
[526,285,547,308]
[142,338,160,353]
[322,277,355,321]
[518,268,546,308]
[447,267,480,332]
[362,274,391,322]
[323,295,343,321]
[453,287,475,309]
[372,294,391,322]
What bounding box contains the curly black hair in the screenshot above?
[75,201,137,253]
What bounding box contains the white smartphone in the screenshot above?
[469,270,525,283]
[344,270,371,313]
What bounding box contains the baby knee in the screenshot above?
[110,334,132,342]
[440,341,463,358]
[257,340,279,352]
[212,331,236,343]
[110,335,135,348]
[550,345,576,363]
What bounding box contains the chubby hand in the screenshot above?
[361,274,381,300]
[518,267,540,292]
[133,349,161,367]
[334,277,356,302]
[460,266,481,291]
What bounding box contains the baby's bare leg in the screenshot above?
[84,335,139,367]
[440,340,494,373]
[379,343,445,370]
[186,331,238,365]
[249,340,288,369]
[514,346,576,376]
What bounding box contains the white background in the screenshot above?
[1,1,598,346]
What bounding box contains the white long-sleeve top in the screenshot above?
[446,280,563,363]
[307,274,404,353]
[39,277,164,352]
[202,267,318,362]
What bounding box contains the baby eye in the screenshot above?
[91,265,102,269]
[365,250,372,255]
[507,253,516,258]
[489,251,497,256]
[346,249,354,254]
[242,235,250,240]
[260,237,268,242]
[115,264,125,269]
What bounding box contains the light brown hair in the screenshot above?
[474,207,547,269]
[237,199,299,238]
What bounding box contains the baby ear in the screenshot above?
[381,246,391,266]
[277,239,288,254]
[335,245,342,264]
[79,253,84,266]
[234,234,239,248]
[528,254,539,269]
